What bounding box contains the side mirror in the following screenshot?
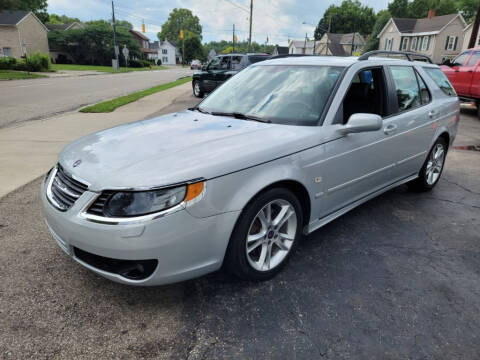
[442,58,452,66]
[338,113,382,135]
[202,65,207,71]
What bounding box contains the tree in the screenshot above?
[157,8,202,45]
[363,10,392,53]
[388,0,409,17]
[47,13,81,24]
[0,0,48,22]
[458,0,480,23]
[183,34,205,63]
[314,0,376,40]
[48,20,140,65]
[435,0,459,16]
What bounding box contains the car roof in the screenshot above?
[257,55,439,68]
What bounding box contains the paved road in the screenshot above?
[0,107,479,359]
[0,67,193,128]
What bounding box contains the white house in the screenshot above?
[462,22,480,51]
[288,39,319,54]
[150,39,179,65]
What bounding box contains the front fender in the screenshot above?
[186,153,312,219]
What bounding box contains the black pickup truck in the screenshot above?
[192,53,271,97]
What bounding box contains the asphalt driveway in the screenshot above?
[0,106,479,359]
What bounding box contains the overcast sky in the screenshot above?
[47,0,391,45]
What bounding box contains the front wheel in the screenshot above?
[193,80,204,98]
[225,188,303,281]
[408,137,447,191]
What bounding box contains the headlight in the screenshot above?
[102,182,204,218]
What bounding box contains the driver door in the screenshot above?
[203,57,221,92]
[318,66,399,218]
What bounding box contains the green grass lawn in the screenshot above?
[80,76,192,113]
[51,64,167,73]
[0,70,48,80]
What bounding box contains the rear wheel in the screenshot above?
[408,137,447,191]
[225,188,303,281]
[476,101,480,119]
[193,80,204,98]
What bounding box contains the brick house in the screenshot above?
[0,10,49,58]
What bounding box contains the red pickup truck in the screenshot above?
[441,48,480,118]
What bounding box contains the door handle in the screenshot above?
[384,124,397,135]
[429,110,437,119]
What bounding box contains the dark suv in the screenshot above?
[192,53,271,97]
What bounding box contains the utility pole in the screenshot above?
[468,1,480,49]
[351,21,355,56]
[304,32,307,54]
[233,24,235,53]
[248,0,253,52]
[111,1,118,70]
[325,17,331,55]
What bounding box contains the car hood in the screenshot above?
[59,111,320,191]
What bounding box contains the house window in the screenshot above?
[446,36,457,51]
[422,36,430,51]
[2,47,12,56]
[411,37,418,51]
[401,37,408,51]
[385,38,394,51]
[162,49,167,54]
[163,56,168,62]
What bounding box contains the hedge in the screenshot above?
[0,53,51,72]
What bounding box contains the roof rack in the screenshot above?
[270,54,313,59]
[358,51,433,63]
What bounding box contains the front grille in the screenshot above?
[48,165,88,211]
[87,191,114,216]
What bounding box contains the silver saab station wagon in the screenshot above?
[42,51,459,285]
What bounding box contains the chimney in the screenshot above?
[427,9,436,19]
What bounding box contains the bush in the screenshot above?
[14,60,28,71]
[0,56,16,70]
[157,59,162,66]
[25,52,51,72]
[128,59,142,68]
[128,59,151,68]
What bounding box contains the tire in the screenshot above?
[193,80,204,98]
[225,188,303,281]
[408,137,447,192]
[476,101,480,120]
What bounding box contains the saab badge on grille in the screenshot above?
[73,159,82,167]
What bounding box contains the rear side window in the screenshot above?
[416,72,431,104]
[424,68,456,97]
[390,66,421,111]
[231,56,243,70]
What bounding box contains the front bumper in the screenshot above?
[41,179,240,286]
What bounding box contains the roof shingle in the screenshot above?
[0,10,29,25]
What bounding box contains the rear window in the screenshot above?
[424,68,456,97]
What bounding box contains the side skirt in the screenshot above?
[304,174,418,235]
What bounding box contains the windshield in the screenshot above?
[198,65,344,126]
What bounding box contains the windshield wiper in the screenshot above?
[210,111,271,123]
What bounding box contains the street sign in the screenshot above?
[122,45,129,60]
[180,30,184,39]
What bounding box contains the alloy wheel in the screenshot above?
[245,199,297,272]
[194,82,201,97]
[425,143,445,185]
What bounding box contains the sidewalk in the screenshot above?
[0,83,193,198]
